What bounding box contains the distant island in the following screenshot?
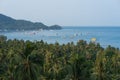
[0,14,62,31]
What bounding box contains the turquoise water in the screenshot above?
[1,27,120,48]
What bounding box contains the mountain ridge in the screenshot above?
[0,14,62,30]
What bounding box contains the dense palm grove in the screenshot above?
[0,35,120,80]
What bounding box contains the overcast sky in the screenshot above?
[0,0,120,26]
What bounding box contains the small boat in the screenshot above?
[91,38,96,42]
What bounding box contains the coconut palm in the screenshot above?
[93,50,110,80]
[14,42,44,80]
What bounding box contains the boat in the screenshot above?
[91,38,96,42]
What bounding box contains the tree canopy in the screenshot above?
[0,36,120,80]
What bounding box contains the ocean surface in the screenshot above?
[0,27,120,48]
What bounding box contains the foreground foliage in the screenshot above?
[0,36,120,80]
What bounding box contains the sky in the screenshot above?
[0,0,120,26]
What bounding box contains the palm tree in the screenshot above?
[110,49,120,80]
[65,53,91,80]
[93,50,109,80]
[14,42,44,80]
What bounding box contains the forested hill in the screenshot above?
[0,14,62,30]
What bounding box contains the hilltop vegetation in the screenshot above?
[0,14,62,30]
[0,35,120,80]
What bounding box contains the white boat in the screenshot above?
[91,38,96,42]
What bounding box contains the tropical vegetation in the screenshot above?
[0,35,120,80]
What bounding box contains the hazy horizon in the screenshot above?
[0,0,120,26]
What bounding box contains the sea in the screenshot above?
[0,27,120,48]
